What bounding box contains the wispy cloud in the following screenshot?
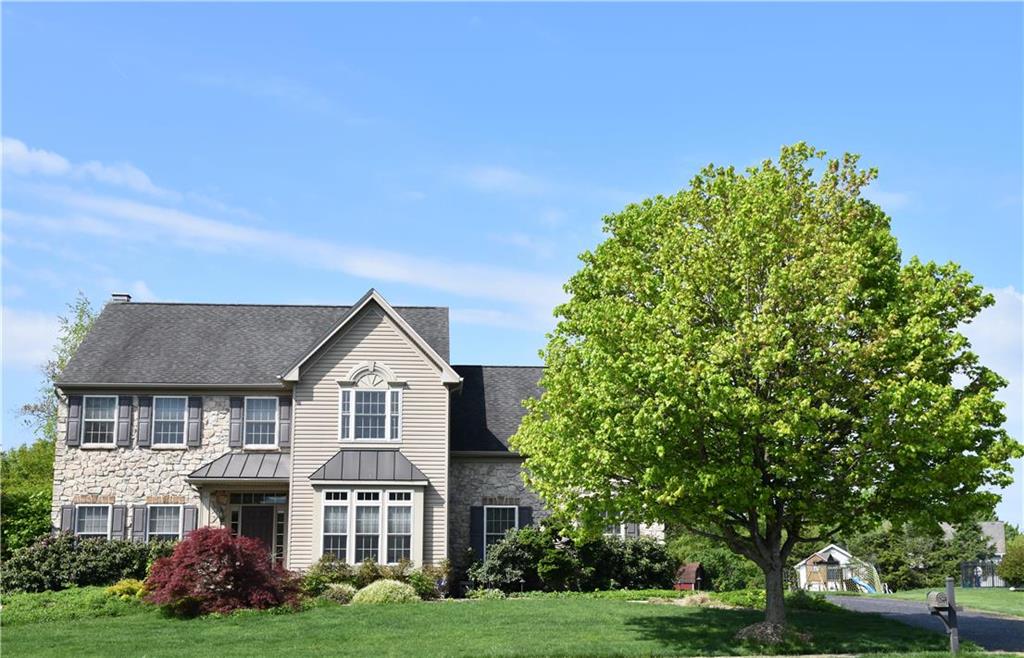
[3,137,176,198]
[451,307,552,331]
[188,73,334,114]
[488,232,555,259]
[1,307,59,369]
[863,185,911,211]
[456,165,549,196]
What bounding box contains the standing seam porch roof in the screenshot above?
[309,449,427,482]
[189,452,290,481]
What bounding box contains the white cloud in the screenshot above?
[2,137,71,176]
[962,286,1023,526]
[39,188,567,312]
[3,137,174,198]
[2,307,59,369]
[457,166,548,196]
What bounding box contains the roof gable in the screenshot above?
[281,289,461,385]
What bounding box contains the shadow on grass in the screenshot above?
[624,608,950,656]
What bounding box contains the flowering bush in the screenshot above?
[320,582,357,605]
[145,527,299,617]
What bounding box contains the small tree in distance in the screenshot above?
[512,143,1021,632]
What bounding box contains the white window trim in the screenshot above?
[338,386,402,444]
[81,395,119,447]
[74,504,113,539]
[151,396,188,447]
[483,505,518,559]
[243,396,279,449]
[145,504,184,541]
[321,490,350,562]
[385,490,414,565]
[320,488,414,565]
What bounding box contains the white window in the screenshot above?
[355,491,381,562]
[244,397,278,446]
[321,489,415,565]
[152,397,187,445]
[82,396,117,445]
[387,491,412,563]
[339,375,402,442]
[75,505,111,538]
[147,505,182,541]
[323,491,348,561]
[484,506,518,557]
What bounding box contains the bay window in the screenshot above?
[321,489,415,564]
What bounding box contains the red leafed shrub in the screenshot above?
[145,527,298,616]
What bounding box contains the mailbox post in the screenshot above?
[927,577,960,654]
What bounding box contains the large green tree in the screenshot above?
[511,144,1021,628]
[2,293,96,557]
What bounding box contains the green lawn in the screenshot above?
[1,593,955,658]
[878,587,1024,618]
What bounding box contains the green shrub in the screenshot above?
[785,589,837,611]
[710,588,765,608]
[998,535,1024,586]
[301,555,354,596]
[105,578,147,600]
[667,532,763,591]
[468,524,674,593]
[2,533,176,593]
[319,583,357,605]
[353,559,386,589]
[351,579,419,605]
[508,589,692,600]
[1,586,147,626]
[467,588,507,600]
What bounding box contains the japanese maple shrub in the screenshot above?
[145,527,298,616]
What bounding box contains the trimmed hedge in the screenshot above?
[351,579,419,604]
[468,526,675,593]
[1,533,177,593]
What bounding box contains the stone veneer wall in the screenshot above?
[447,457,664,567]
[51,395,236,532]
[447,457,547,567]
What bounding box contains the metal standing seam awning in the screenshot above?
[308,449,427,484]
[188,452,290,483]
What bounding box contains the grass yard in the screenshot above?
[878,587,1024,618]
[1,591,956,658]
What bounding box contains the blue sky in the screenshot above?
[2,3,1021,525]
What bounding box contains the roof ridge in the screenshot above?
[453,364,544,368]
[110,302,448,309]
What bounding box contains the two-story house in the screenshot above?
[52,289,660,571]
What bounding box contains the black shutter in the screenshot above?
[183,505,199,537]
[131,506,148,542]
[116,396,133,447]
[187,397,203,447]
[137,396,152,447]
[518,506,533,528]
[111,505,128,539]
[278,397,292,448]
[60,504,75,533]
[66,396,82,447]
[470,506,484,561]
[229,397,243,448]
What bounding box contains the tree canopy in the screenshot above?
[511,143,1021,626]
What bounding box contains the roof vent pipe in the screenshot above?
[110,293,132,303]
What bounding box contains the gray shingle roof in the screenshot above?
[58,301,449,386]
[189,452,290,480]
[450,365,543,452]
[309,449,427,482]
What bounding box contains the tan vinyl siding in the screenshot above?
[287,304,449,569]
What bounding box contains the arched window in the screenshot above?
[339,366,402,442]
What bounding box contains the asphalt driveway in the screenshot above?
[827,595,1024,652]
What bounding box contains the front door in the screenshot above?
[240,505,275,553]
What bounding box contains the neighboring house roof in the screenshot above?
[450,365,543,453]
[57,296,449,387]
[794,543,854,568]
[308,449,427,482]
[279,289,461,385]
[188,452,290,481]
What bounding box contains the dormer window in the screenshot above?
[339,370,402,442]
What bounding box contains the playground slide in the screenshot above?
[850,576,876,594]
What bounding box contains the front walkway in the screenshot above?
[827,594,1024,652]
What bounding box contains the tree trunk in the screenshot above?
[763,562,787,626]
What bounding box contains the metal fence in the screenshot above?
[959,560,1004,588]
